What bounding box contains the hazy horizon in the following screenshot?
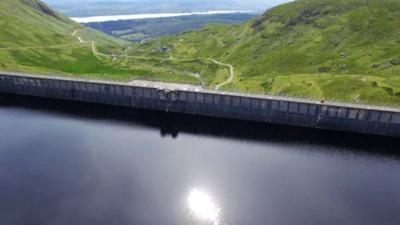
[43,0,290,7]
[43,0,292,16]
[72,10,255,23]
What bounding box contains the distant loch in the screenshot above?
[71,10,254,23]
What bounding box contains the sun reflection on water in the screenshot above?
[187,188,222,225]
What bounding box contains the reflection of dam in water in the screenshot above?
[0,71,399,137]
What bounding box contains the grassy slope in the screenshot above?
[1,0,399,106]
[131,0,400,105]
[86,13,256,42]
[0,0,122,77]
[0,0,75,47]
[0,0,200,83]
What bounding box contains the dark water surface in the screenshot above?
[0,94,400,225]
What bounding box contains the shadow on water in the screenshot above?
[0,93,399,157]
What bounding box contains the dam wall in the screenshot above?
[0,72,399,137]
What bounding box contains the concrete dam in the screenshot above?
[0,71,399,137]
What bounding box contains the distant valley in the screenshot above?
[81,12,257,42]
[43,0,275,17]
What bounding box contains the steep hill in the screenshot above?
[1,0,400,106]
[0,0,173,81]
[130,0,400,105]
[0,0,74,47]
[0,0,129,49]
[0,0,119,76]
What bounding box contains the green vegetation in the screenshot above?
[1,0,400,106]
[0,0,201,83]
[86,13,257,42]
[129,0,400,106]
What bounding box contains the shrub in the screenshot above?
[388,58,400,65]
[317,67,331,73]
[383,87,394,96]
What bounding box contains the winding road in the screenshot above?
[72,29,111,57]
[211,59,234,91]
[2,28,235,90]
[72,29,235,89]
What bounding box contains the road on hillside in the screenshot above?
[72,29,111,57]
[1,28,235,91]
[211,59,234,90]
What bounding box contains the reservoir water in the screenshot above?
[1,94,400,225]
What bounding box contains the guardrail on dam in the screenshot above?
[0,71,399,137]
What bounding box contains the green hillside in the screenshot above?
[0,0,201,83]
[129,0,400,106]
[1,0,400,106]
[0,0,122,78]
